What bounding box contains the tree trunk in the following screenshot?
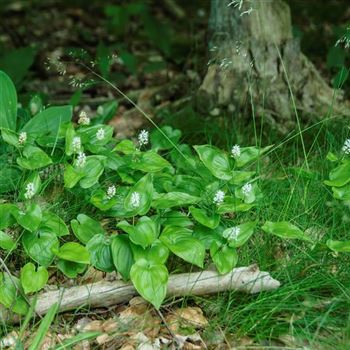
[197,0,349,133]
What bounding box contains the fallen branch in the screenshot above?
[1,265,280,323]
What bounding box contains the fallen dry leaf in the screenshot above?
[174,307,208,328]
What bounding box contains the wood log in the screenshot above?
[1,265,280,323]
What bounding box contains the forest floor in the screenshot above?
[0,0,350,349]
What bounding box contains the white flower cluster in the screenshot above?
[213,190,225,205]
[342,139,350,155]
[18,132,27,145]
[130,192,141,208]
[138,130,149,146]
[96,128,105,141]
[106,185,116,199]
[231,144,241,158]
[223,226,240,241]
[24,182,35,199]
[76,152,86,167]
[72,136,81,153]
[78,111,90,126]
[242,183,252,196]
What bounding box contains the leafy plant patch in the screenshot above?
[0,70,317,312]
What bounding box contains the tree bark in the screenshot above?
[197,0,349,133]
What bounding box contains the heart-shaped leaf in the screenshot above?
[111,235,134,280]
[130,258,168,309]
[194,145,232,180]
[20,262,48,294]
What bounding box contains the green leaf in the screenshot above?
[78,124,114,148]
[86,234,114,272]
[150,125,181,151]
[0,70,17,131]
[235,183,258,204]
[1,128,20,147]
[326,239,350,253]
[217,197,254,214]
[93,100,118,125]
[262,221,312,242]
[124,173,154,215]
[160,226,205,268]
[147,240,169,264]
[64,164,84,188]
[0,47,35,86]
[189,206,220,229]
[22,230,59,267]
[79,156,105,189]
[20,263,48,294]
[193,225,223,249]
[53,242,90,264]
[0,204,16,229]
[17,145,52,170]
[234,145,273,168]
[71,214,105,244]
[194,145,232,180]
[0,273,28,315]
[57,260,87,278]
[41,211,69,237]
[152,192,200,209]
[0,230,16,250]
[130,151,172,173]
[118,216,159,249]
[111,235,134,280]
[331,184,350,201]
[28,303,58,350]
[223,222,256,248]
[160,210,193,228]
[114,139,136,154]
[210,241,238,274]
[130,258,168,309]
[13,203,42,232]
[229,171,255,185]
[324,161,350,187]
[90,189,118,211]
[22,106,72,144]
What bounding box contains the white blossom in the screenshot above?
[138,130,149,146]
[24,182,35,199]
[96,128,105,141]
[342,139,350,155]
[78,111,90,125]
[18,132,27,145]
[106,185,116,199]
[213,190,225,205]
[76,152,86,167]
[130,192,141,208]
[72,136,81,153]
[231,144,241,158]
[223,226,240,241]
[242,183,252,196]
